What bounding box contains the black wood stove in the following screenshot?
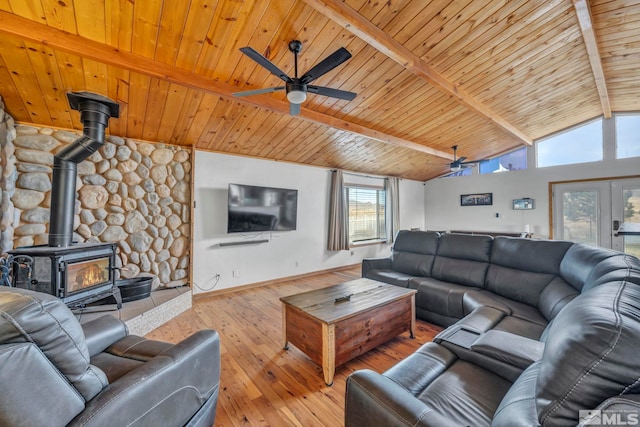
[8,91,122,308]
[8,243,121,308]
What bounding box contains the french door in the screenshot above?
[552,178,640,257]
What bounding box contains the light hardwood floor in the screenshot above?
[145,266,442,427]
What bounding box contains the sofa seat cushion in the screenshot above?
[105,335,173,361]
[365,269,414,287]
[384,342,511,427]
[91,352,145,383]
[492,316,546,341]
[463,290,547,326]
[410,277,469,319]
[418,360,512,426]
[91,335,176,382]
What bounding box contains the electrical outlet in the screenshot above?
[215,273,221,279]
[232,270,239,278]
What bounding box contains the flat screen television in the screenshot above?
[228,183,298,233]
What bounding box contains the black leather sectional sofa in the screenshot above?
[347,230,640,426]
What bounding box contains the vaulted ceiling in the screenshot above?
[0,0,638,181]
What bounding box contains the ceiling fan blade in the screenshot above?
[289,102,301,115]
[300,47,352,84]
[461,159,487,165]
[233,86,286,97]
[307,85,357,101]
[239,47,291,83]
[457,156,467,164]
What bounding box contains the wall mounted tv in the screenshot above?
[227,183,298,233]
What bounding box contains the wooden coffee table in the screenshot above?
[280,278,416,385]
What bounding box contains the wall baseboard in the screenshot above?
[192,263,361,301]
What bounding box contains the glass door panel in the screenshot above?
[561,190,599,245]
[553,181,610,248]
[612,180,640,257]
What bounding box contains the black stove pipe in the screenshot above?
[48,92,119,247]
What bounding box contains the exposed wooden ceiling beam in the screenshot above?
[0,11,453,160]
[302,0,533,146]
[572,0,612,118]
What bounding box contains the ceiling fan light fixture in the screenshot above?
[287,90,307,104]
[450,165,461,172]
[234,41,356,115]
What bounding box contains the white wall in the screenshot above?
[424,116,640,238]
[193,151,425,294]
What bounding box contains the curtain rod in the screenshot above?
[330,169,401,180]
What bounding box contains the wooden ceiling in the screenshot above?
[0,0,638,181]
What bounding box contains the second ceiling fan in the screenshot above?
[233,40,357,115]
[449,145,486,172]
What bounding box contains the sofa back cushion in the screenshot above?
[559,243,622,291]
[535,255,640,425]
[536,244,623,322]
[486,238,573,307]
[0,287,107,401]
[390,230,440,277]
[430,233,493,287]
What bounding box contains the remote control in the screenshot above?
[334,294,353,303]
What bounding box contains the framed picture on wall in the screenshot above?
[460,193,493,206]
[513,198,534,210]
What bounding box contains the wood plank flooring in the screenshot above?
[145,266,442,427]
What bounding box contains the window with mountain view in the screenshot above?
[345,186,386,243]
[537,119,603,167]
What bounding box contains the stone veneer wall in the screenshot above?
[1,110,192,289]
[0,97,17,254]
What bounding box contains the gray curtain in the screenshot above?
[386,177,400,243]
[327,170,349,251]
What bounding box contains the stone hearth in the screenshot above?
[75,287,191,336]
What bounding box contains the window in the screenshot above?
[537,119,603,167]
[479,147,527,174]
[616,115,640,159]
[345,186,386,243]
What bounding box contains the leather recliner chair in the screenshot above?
[0,287,220,427]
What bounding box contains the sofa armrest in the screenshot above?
[70,330,220,427]
[345,369,457,427]
[470,330,544,370]
[81,315,128,357]
[362,257,392,278]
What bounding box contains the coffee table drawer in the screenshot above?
[334,296,412,366]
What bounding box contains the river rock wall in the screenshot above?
[6,120,192,289]
[0,97,17,254]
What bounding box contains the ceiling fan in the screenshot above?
[233,40,357,115]
[449,145,486,172]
